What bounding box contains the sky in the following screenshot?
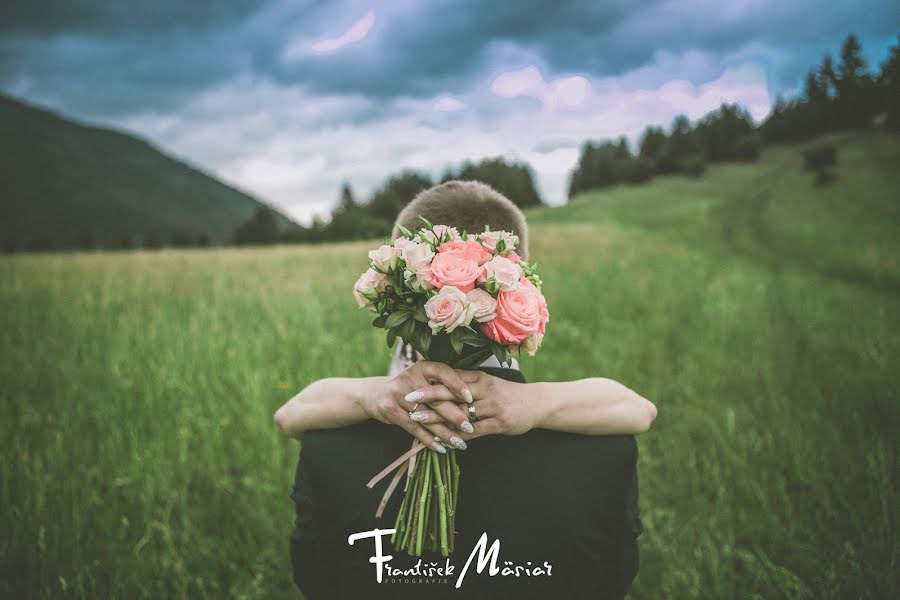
[1,1,898,223]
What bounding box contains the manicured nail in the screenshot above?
[431,442,447,454]
[409,411,429,423]
[463,388,473,403]
[449,436,468,450]
[459,421,474,434]
[405,390,425,402]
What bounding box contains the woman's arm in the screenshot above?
[274,362,475,452]
[408,373,657,438]
[514,378,657,435]
[275,365,656,443]
[274,377,382,436]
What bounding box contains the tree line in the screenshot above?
[236,158,544,245]
[17,33,893,252]
[568,34,899,198]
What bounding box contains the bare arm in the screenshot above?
[380,372,657,438]
[274,365,656,444]
[504,377,657,436]
[273,377,382,437]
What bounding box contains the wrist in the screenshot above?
[357,376,389,418]
[523,382,558,430]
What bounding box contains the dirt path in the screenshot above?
[717,165,900,296]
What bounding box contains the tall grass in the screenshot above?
[1,131,898,598]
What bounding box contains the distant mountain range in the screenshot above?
[0,93,293,250]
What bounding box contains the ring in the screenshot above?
[408,403,420,416]
[468,403,478,422]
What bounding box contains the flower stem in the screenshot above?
[433,449,449,556]
[414,450,433,555]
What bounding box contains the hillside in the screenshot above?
[0,94,293,249]
[529,129,900,290]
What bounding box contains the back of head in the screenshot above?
[392,180,530,260]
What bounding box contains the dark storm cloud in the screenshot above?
[272,0,900,97]
[0,1,267,35]
[1,0,898,118]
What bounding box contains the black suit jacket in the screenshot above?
[290,367,642,599]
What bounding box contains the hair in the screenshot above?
[392,180,530,259]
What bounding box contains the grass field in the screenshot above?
[2,130,898,598]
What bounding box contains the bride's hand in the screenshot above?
[402,371,537,440]
[361,361,477,452]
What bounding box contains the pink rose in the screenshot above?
[397,238,435,272]
[437,240,492,265]
[392,237,417,252]
[479,256,523,292]
[481,278,548,344]
[506,251,522,264]
[412,266,435,290]
[521,277,550,334]
[424,286,476,333]
[353,268,388,309]
[368,244,399,272]
[466,288,497,323]
[479,230,519,255]
[421,225,461,244]
[429,252,481,293]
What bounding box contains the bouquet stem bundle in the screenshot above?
[391,448,460,556]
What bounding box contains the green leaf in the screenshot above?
[414,325,432,354]
[384,310,412,329]
[418,215,434,229]
[449,329,464,354]
[491,343,507,367]
[397,224,414,239]
[456,327,487,347]
[399,317,417,343]
[413,306,428,323]
[372,314,387,328]
[452,348,493,370]
[386,328,397,349]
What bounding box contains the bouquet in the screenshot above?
[353,217,549,556]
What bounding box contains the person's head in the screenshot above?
[392,180,530,260]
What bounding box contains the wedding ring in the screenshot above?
[468,403,478,422]
[408,403,420,415]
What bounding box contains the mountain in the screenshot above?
[0,93,294,250]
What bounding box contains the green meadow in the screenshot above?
[2,130,898,598]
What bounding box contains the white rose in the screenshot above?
[398,239,435,272]
[421,225,461,244]
[520,332,544,356]
[353,268,388,309]
[368,244,399,272]
[466,288,497,323]
[480,256,523,292]
[479,230,519,254]
[424,286,476,333]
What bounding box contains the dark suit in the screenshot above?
[289,367,642,599]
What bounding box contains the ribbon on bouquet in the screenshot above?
[367,439,426,518]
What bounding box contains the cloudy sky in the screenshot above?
[1,1,898,222]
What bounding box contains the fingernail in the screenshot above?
[409,411,429,423]
[449,436,468,450]
[463,388,473,403]
[405,390,425,402]
[431,442,447,454]
[459,421,474,434]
